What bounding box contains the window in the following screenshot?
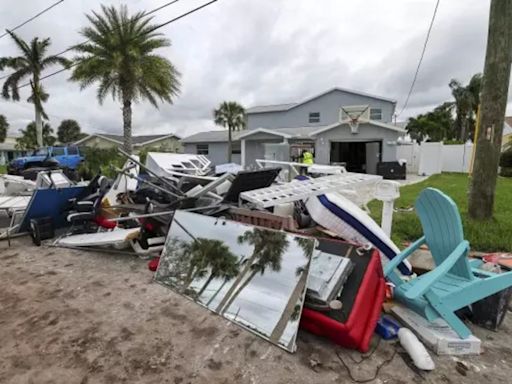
[309,112,320,123]
[231,143,241,155]
[370,108,382,121]
[68,146,78,155]
[52,147,65,156]
[33,148,48,156]
[196,144,209,155]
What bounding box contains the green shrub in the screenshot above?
[78,146,125,180]
[500,167,512,178]
[499,149,512,168]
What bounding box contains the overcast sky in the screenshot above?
[0,0,510,138]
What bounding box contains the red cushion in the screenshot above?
[299,248,385,352]
[95,216,117,229]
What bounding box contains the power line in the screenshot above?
[396,0,440,117]
[0,0,66,39]
[16,0,219,90]
[0,0,182,81]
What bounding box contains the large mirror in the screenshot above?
[155,210,315,352]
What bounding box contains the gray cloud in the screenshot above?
[0,0,510,138]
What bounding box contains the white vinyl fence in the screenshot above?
[397,142,473,175]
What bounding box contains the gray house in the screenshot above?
[182,87,405,174]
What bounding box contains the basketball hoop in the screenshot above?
[349,118,359,134]
[340,105,368,134]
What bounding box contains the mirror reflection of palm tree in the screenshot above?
[195,241,239,301]
[216,229,289,314]
[180,238,238,297]
[270,237,315,344]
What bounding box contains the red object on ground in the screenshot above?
[148,257,160,272]
[95,216,117,229]
[299,248,385,353]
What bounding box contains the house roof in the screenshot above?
[246,87,397,114]
[182,120,405,144]
[75,133,180,146]
[181,130,241,144]
[238,127,293,140]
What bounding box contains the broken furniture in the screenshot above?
[17,186,86,234]
[57,227,141,249]
[145,152,212,177]
[239,173,381,209]
[384,188,512,339]
[154,210,314,352]
[299,239,386,352]
[223,167,281,204]
[66,175,114,233]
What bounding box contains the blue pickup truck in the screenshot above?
[8,146,84,175]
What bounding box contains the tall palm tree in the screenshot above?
[0,32,69,147]
[70,5,181,154]
[0,114,8,143]
[449,73,481,141]
[216,229,289,315]
[214,101,245,163]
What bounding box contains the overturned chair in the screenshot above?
[384,188,512,338]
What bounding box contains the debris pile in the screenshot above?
[2,149,512,374]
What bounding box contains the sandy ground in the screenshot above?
[1,237,511,384]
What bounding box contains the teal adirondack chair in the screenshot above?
[384,188,512,339]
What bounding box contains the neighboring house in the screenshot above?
[181,130,242,165]
[75,133,182,153]
[182,87,405,173]
[0,136,26,165]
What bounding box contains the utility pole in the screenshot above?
[468,0,512,220]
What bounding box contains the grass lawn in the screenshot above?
[368,173,512,252]
[0,165,6,174]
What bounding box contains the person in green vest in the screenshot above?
[302,150,314,165]
[300,150,314,175]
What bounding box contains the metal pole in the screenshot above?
[104,210,175,222]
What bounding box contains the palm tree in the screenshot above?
[0,114,8,143]
[194,240,239,300]
[216,229,289,315]
[70,5,181,154]
[214,101,245,163]
[0,32,70,147]
[15,121,56,150]
[449,73,481,141]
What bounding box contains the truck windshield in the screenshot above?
[33,148,48,156]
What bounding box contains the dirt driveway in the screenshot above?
[1,238,511,384]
